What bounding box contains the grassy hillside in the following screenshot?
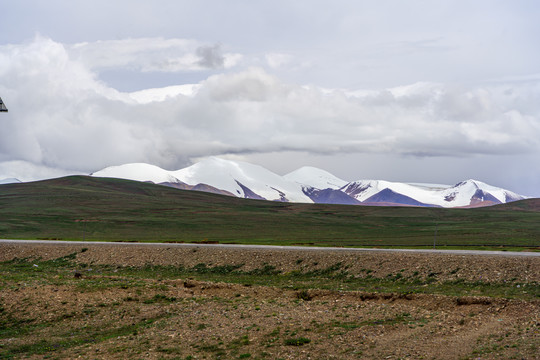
[0,176,539,248]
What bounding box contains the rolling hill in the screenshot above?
[0,175,538,248]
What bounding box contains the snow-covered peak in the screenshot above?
[89,157,312,202]
[442,179,524,206]
[343,179,437,204]
[89,158,527,208]
[406,182,451,191]
[284,166,348,190]
[172,157,312,203]
[341,179,525,207]
[0,178,21,185]
[91,163,181,184]
[341,178,526,207]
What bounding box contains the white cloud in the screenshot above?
[266,53,294,69]
[0,160,82,182]
[129,84,200,104]
[1,36,540,195]
[69,38,242,72]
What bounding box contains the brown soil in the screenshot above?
[1,242,539,359]
[2,242,538,283]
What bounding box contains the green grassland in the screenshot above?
[0,176,539,249]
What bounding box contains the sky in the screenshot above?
[1,0,539,196]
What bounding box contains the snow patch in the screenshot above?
[172,157,312,203]
[0,178,21,185]
[284,166,348,190]
[91,163,181,184]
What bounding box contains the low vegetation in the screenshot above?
[0,247,538,359]
[0,176,539,250]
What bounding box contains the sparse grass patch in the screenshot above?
[0,316,167,358]
[284,337,311,346]
[143,293,177,304]
[228,334,250,349]
[0,247,537,360]
[330,312,422,330]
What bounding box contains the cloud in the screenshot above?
[266,53,293,69]
[1,37,539,187]
[69,37,242,72]
[0,160,82,182]
[196,44,224,69]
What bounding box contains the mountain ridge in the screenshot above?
[0,178,21,185]
[90,157,527,208]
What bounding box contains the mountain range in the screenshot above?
[90,157,526,208]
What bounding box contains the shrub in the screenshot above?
[284,337,311,346]
[296,290,313,301]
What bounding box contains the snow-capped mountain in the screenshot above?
[284,166,348,190]
[171,157,311,202]
[0,178,21,185]
[91,163,182,184]
[283,167,355,205]
[90,157,527,208]
[93,157,311,203]
[341,179,524,208]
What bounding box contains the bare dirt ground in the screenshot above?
[2,242,538,283]
[1,242,539,359]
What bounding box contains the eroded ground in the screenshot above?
[0,242,538,359]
